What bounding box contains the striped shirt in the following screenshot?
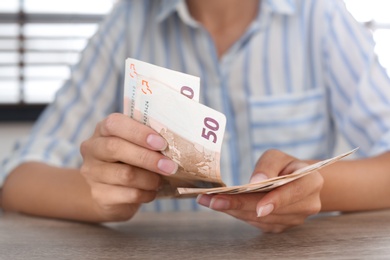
[2,0,390,212]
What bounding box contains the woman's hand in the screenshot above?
[80,113,178,222]
[197,149,324,233]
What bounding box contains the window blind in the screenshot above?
[0,0,113,120]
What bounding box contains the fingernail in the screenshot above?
[250,173,268,184]
[157,159,178,175]
[210,197,230,210]
[196,194,212,207]
[257,204,274,217]
[147,134,167,150]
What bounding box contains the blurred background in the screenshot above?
[0,0,115,159]
[0,0,389,160]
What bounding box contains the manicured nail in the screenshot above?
[196,194,212,207]
[210,197,230,210]
[250,173,268,184]
[157,159,178,175]
[257,204,274,217]
[147,134,167,150]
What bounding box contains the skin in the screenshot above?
[2,0,390,232]
[1,113,177,222]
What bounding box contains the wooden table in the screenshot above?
[1,209,390,259]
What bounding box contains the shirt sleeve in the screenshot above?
[0,1,129,187]
[323,0,390,157]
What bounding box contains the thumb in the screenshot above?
[249,172,268,184]
[249,149,296,184]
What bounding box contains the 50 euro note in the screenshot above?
[123,58,200,118]
[133,74,227,197]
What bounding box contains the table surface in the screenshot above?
[1,208,390,260]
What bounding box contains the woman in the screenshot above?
[1,0,390,233]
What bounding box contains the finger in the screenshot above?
[91,182,157,206]
[84,136,178,176]
[197,193,262,212]
[256,172,323,217]
[249,149,296,183]
[199,192,319,216]
[266,192,322,216]
[280,160,312,176]
[95,113,167,151]
[81,161,162,191]
[199,173,322,216]
[221,197,317,224]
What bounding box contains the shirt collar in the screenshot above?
[156,0,181,23]
[264,0,296,15]
[156,0,297,24]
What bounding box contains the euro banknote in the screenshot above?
[123,58,200,118]
[177,148,357,195]
[123,59,356,197]
[132,74,227,196]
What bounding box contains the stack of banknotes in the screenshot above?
[123,58,356,197]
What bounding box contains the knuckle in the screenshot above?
[129,189,157,203]
[129,189,146,203]
[80,140,90,158]
[136,149,154,166]
[104,138,119,155]
[128,189,143,202]
[266,148,282,154]
[256,149,295,174]
[80,164,90,178]
[231,198,245,210]
[263,148,278,154]
[301,196,322,216]
[308,200,322,215]
[144,191,158,203]
[101,113,121,136]
[90,187,104,203]
[151,176,162,191]
[315,173,325,190]
[263,149,290,159]
[116,166,136,185]
[262,149,279,158]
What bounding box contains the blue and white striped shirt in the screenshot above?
[2,0,390,212]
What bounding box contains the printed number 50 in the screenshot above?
[201,117,219,143]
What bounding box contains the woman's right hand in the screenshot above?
[80,113,178,222]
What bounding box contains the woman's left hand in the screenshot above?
[197,149,324,233]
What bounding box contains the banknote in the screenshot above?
[132,74,227,197]
[123,58,200,118]
[177,148,357,195]
[122,59,357,198]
